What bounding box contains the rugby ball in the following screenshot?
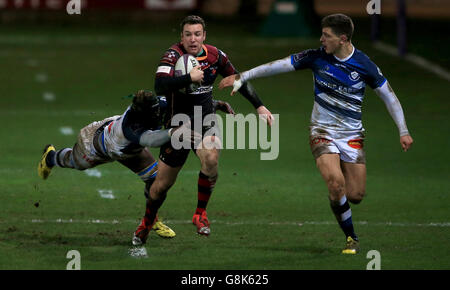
[174,54,200,93]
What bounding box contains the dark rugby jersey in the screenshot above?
[155,43,237,124]
[155,43,265,128]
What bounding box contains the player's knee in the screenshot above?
[347,191,365,204]
[326,175,345,195]
[150,179,173,198]
[202,152,219,171]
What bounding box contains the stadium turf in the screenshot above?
[0,21,449,270]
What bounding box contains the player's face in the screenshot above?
[181,24,206,56]
[320,27,343,54]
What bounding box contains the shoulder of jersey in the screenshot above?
[170,43,185,56]
[292,47,323,63]
[160,43,184,65]
[349,48,376,67]
[202,44,220,63]
[355,48,375,60]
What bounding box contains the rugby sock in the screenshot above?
[51,148,74,168]
[195,171,217,215]
[143,194,166,228]
[330,195,358,240]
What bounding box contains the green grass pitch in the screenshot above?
[0,23,449,270]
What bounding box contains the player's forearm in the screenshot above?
[139,129,171,147]
[154,74,192,95]
[238,82,264,109]
[240,57,295,82]
[374,81,410,136]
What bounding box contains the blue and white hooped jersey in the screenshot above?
[291,46,386,132]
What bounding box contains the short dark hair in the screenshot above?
[130,90,164,129]
[180,15,206,32]
[321,14,354,41]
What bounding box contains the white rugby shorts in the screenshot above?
[309,127,366,164]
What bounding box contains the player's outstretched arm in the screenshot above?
[218,77,274,126]
[374,81,413,151]
[219,57,295,96]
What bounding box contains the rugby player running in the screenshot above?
[219,14,413,254]
[148,15,274,237]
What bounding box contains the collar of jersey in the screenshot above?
[196,45,208,61]
[333,45,355,62]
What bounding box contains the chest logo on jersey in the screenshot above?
[349,71,360,81]
[200,61,214,71]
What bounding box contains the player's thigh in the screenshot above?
[118,148,156,173]
[196,136,221,165]
[315,153,346,195]
[340,161,366,203]
[316,153,344,180]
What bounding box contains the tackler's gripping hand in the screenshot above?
[213,100,235,115]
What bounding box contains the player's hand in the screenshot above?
[400,135,413,152]
[190,66,204,84]
[214,100,235,115]
[256,106,274,127]
[219,74,242,96]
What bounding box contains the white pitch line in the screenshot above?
[35,73,48,83]
[373,41,450,82]
[97,189,115,199]
[43,92,56,102]
[85,169,102,178]
[26,219,450,228]
[59,126,74,135]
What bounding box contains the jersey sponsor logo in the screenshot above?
[321,70,334,77]
[315,78,360,94]
[347,139,364,149]
[319,65,335,77]
[349,71,360,81]
[190,85,213,94]
[156,66,172,74]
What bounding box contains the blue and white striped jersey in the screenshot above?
[291,46,386,132]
